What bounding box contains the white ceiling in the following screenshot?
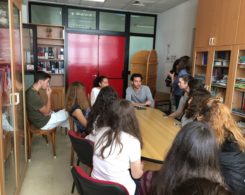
[26,0,188,14]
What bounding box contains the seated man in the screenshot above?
[126,73,154,107]
[26,71,69,130]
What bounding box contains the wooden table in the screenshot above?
[136,107,180,163]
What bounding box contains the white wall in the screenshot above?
[155,0,198,92]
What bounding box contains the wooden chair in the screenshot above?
[154,91,171,114]
[26,118,56,160]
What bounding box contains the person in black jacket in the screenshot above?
[199,97,245,195]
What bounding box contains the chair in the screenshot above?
[26,118,56,160]
[68,130,94,193]
[154,91,171,114]
[71,166,129,195]
[69,117,75,166]
[69,115,88,166]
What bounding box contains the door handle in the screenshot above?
[209,37,215,46]
[212,37,216,45]
[209,38,212,46]
[10,92,20,105]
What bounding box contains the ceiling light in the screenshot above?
[132,0,145,6]
[83,0,106,3]
[135,24,153,28]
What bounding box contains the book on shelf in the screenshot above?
[235,83,245,90]
[237,121,245,134]
[232,109,245,117]
[38,60,64,74]
[238,63,245,68]
[37,47,64,60]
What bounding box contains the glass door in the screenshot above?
[23,24,36,73]
[128,36,154,84]
[192,48,210,86]
[22,24,36,90]
[0,0,16,194]
[12,3,26,185]
[210,47,231,103]
[232,47,245,120]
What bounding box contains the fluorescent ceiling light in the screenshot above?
[135,24,153,28]
[83,0,106,2]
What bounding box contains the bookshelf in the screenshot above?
[192,48,210,86]
[231,48,245,120]
[210,50,230,102]
[23,24,66,110]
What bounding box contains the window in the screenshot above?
[68,9,96,30]
[99,12,125,32]
[130,15,155,34]
[31,5,62,25]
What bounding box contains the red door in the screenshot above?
[68,34,98,94]
[99,36,125,97]
[68,34,125,97]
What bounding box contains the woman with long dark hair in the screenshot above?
[181,87,211,126]
[86,86,117,134]
[150,121,225,195]
[86,100,143,195]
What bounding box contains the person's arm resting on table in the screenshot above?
[169,95,185,118]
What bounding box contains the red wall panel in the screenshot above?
[68,33,98,94]
[68,34,125,97]
[99,36,125,78]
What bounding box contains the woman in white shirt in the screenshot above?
[90,76,109,106]
[86,99,144,195]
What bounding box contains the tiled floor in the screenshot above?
[19,130,79,195]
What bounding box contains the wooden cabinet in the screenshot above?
[194,0,245,125]
[192,47,212,86]
[194,0,217,47]
[209,46,234,104]
[195,0,241,47]
[39,87,65,112]
[0,1,27,195]
[236,0,245,44]
[214,0,241,46]
[23,24,66,110]
[50,87,65,111]
[130,50,158,94]
[226,45,245,120]
[23,24,65,87]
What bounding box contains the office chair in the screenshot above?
[68,130,94,193]
[71,166,129,195]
